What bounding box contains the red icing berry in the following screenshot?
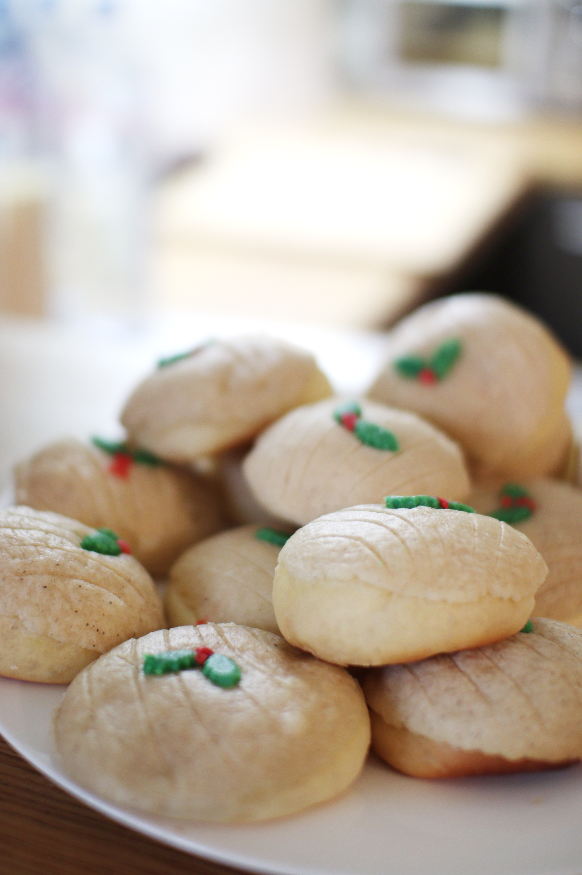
[195,647,214,666]
[514,496,536,511]
[196,618,208,625]
[108,452,133,478]
[500,494,513,508]
[437,497,449,509]
[418,368,437,385]
[116,539,131,554]
[340,412,359,431]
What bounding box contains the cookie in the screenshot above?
[367,293,572,481]
[243,398,470,527]
[0,506,164,683]
[165,525,293,633]
[273,501,547,665]
[364,618,582,777]
[14,437,225,578]
[54,623,371,822]
[469,478,582,625]
[120,335,333,462]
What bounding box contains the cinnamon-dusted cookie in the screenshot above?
[243,398,470,527]
[14,437,225,578]
[273,500,547,666]
[120,336,332,462]
[54,623,371,822]
[363,618,582,778]
[469,479,582,625]
[165,525,293,633]
[367,293,572,481]
[0,506,164,683]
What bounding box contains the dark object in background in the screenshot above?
[454,189,582,358]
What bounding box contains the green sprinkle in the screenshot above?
[521,620,534,634]
[80,528,122,555]
[354,420,399,451]
[429,338,462,380]
[91,436,127,455]
[489,506,533,524]
[143,650,196,675]
[394,355,425,379]
[255,527,291,548]
[202,653,241,688]
[333,400,362,424]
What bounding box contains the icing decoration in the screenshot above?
[255,527,291,548]
[488,484,536,524]
[384,495,475,513]
[157,339,214,369]
[91,437,161,478]
[80,527,132,556]
[196,619,209,625]
[521,620,534,633]
[334,402,399,452]
[202,653,242,688]
[143,647,241,688]
[394,338,462,384]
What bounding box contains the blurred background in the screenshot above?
[1,0,582,351]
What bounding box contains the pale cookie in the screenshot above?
[364,618,582,778]
[120,336,333,462]
[469,479,582,626]
[367,293,572,481]
[243,398,470,527]
[0,506,164,683]
[273,501,547,666]
[165,525,294,633]
[14,437,225,578]
[54,623,371,822]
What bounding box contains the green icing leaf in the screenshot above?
[488,506,533,524]
[143,650,196,675]
[394,355,425,379]
[131,448,162,466]
[354,420,399,451]
[80,528,122,556]
[157,350,192,368]
[385,495,441,509]
[500,482,529,499]
[446,501,476,513]
[255,527,291,548]
[429,338,462,380]
[91,436,127,455]
[202,653,241,688]
[520,620,534,633]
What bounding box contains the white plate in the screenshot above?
[1,673,582,875]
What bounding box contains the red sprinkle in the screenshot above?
[196,618,208,625]
[116,539,131,554]
[437,497,449,509]
[108,452,133,478]
[419,368,437,385]
[195,647,214,666]
[340,412,359,431]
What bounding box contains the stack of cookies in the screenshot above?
[5,293,582,822]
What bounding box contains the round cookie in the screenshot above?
[54,623,371,822]
[13,437,225,578]
[120,335,333,462]
[0,506,164,683]
[363,618,582,778]
[469,478,582,625]
[243,397,470,527]
[165,525,293,633]
[367,293,572,481]
[273,501,547,666]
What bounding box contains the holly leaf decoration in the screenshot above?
[394,355,425,379]
[429,338,462,380]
